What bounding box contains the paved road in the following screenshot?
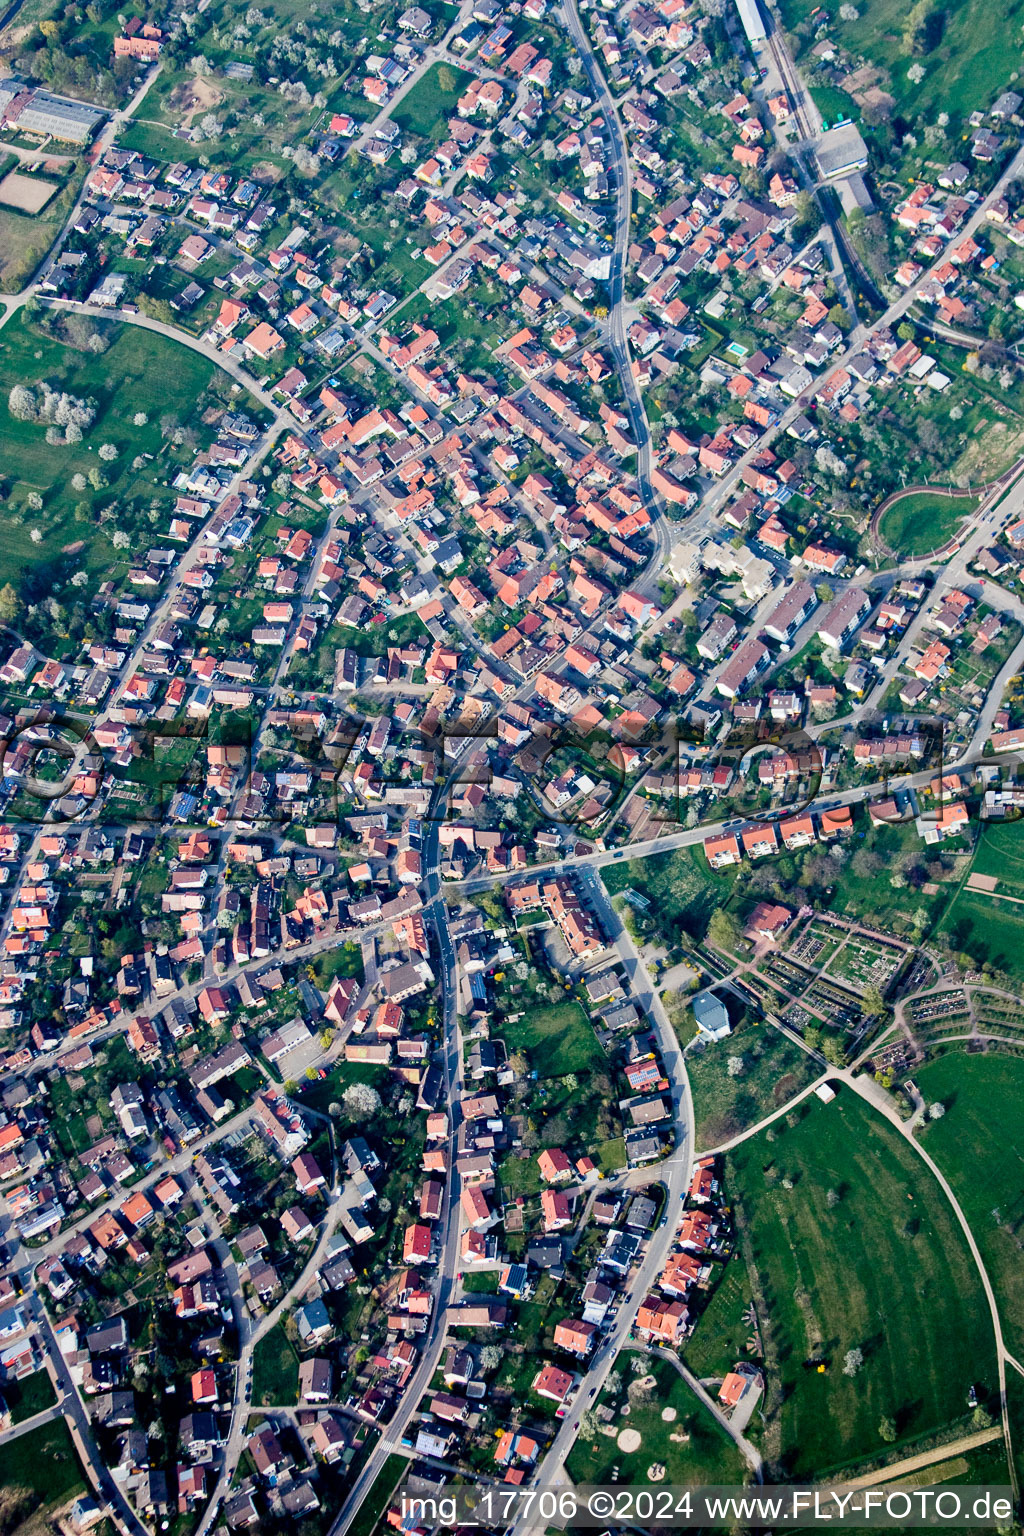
[557,0,668,596]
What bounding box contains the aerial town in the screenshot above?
[0,0,1022,1528]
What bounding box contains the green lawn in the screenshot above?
[0,1416,86,1515]
[915,1051,1024,1361]
[689,1017,820,1150]
[500,1000,603,1078]
[938,889,1024,980]
[966,819,1024,896]
[683,1256,754,1380]
[727,1092,997,1479]
[251,1322,300,1406]
[877,491,978,557]
[566,1354,748,1486]
[391,62,473,139]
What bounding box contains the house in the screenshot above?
[298,1357,333,1403]
[693,992,731,1041]
[540,1189,572,1231]
[532,1363,573,1402]
[296,1299,332,1345]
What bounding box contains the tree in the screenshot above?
[897,321,915,342]
[727,1055,745,1077]
[843,1347,863,1376]
[928,1101,945,1120]
[708,907,742,953]
[480,1344,503,1372]
[8,384,35,420]
[826,1187,840,1208]
[342,1082,381,1120]
[861,985,887,1018]
[97,442,118,461]
[878,1416,897,1443]
[0,583,22,625]
[822,1036,846,1067]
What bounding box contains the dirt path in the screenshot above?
[835,1425,1002,1489]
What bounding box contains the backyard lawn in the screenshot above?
[915,1051,1024,1360]
[566,1353,748,1486]
[727,1092,996,1479]
[877,490,978,558]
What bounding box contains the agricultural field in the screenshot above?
[915,1050,1024,1360]
[688,1016,820,1151]
[566,1353,748,1487]
[727,1092,997,1479]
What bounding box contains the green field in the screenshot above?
[0,309,227,599]
[689,1016,820,1150]
[0,166,86,294]
[251,1322,300,1406]
[728,1092,997,1478]
[566,1353,748,1486]
[966,818,1024,893]
[915,1051,1024,1359]
[500,1000,603,1078]
[877,491,977,557]
[938,890,1024,980]
[4,1367,58,1424]
[391,62,473,139]
[780,0,1024,123]
[942,821,1024,976]
[0,1416,87,1517]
